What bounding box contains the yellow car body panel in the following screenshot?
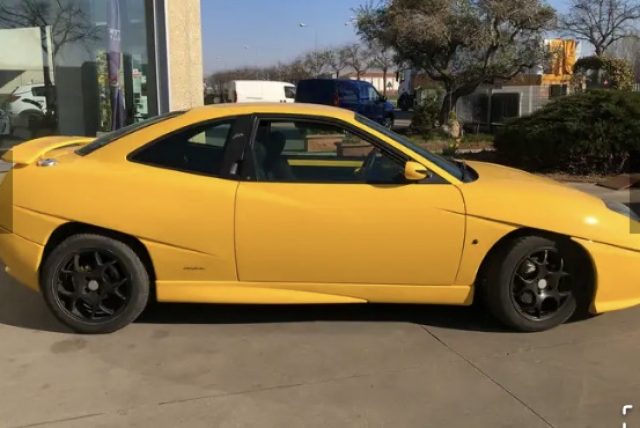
[235,182,465,285]
[0,103,639,315]
[573,238,640,313]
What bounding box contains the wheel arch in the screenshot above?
[40,222,157,297]
[474,227,596,309]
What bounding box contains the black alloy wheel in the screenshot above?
[484,235,582,332]
[55,249,131,322]
[41,234,150,334]
[510,248,573,321]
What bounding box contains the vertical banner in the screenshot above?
[107,0,126,130]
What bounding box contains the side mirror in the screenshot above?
[404,161,430,181]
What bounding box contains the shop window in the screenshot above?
[0,0,157,147]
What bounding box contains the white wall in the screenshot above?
[347,74,400,94]
[0,27,53,94]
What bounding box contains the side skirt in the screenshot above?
[156,281,474,306]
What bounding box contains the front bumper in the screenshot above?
[0,229,42,291]
[574,238,640,314]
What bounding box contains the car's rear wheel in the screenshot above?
[484,236,583,332]
[41,234,150,334]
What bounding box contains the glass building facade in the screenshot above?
[0,0,164,148]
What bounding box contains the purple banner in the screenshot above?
[107,0,125,130]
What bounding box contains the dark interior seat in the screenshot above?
[255,131,295,181]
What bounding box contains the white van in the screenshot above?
[224,80,296,103]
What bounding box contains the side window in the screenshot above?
[368,86,379,102]
[31,86,47,97]
[338,83,358,103]
[130,120,235,176]
[188,122,232,147]
[284,86,296,99]
[251,119,405,184]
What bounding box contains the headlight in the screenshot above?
[604,200,640,222]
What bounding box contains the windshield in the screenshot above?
[355,114,464,180]
[76,111,185,156]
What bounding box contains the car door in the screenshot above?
[235,116,466,286]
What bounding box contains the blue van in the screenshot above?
[295,79,395,127]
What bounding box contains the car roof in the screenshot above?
[185,103,357,122]
[299,78,369,85]
[233,80,295,86]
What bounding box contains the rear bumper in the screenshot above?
[0,229,42,291]
[574,238,640,314]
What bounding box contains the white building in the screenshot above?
[343,71,399,95]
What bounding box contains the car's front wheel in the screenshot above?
[484,235,585,332]
[41,234,150,334]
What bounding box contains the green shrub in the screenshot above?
[410,101,440,135]
[573,56,635,92]
[495,90,640,175]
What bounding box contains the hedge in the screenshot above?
[494,90,640,175]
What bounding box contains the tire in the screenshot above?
[483,235,582,332]
[382,115,394,129]
[41,234,150,334]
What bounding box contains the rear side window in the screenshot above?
[129,120,235,176]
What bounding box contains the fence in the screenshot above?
[456,83,568,133]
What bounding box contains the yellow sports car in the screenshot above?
[1,104,639,333]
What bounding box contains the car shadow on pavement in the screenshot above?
[137,302,511,333]
[0,270,71,333]
[0,267,515,334]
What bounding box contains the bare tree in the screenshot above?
[303,49,331,78]
[344,43,370,80]
[611,36,640,81]
[0,0,101,60]
[368,42,395,95]
[560,0,640,56]
[327,46,349,78]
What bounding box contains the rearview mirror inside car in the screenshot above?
[404,161,430,181]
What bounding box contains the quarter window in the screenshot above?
[130,120,235,176]
[251,119,405,184]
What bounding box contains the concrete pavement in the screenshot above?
[2,266,640,428]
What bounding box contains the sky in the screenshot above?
[201,0,571,74]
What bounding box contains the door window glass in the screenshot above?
[284,86,296,99]
[31,86,47,97]
[251,119,405,184]
[338,83,358,103]
[368,86,380,102]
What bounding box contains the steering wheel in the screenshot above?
[358,148,380,181]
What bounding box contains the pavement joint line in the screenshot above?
[11,412,103,428]
[419,325,556,428]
